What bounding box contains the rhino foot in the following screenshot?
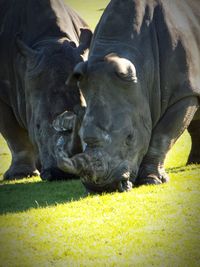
[135,170,170,186]
[4,167,39,180]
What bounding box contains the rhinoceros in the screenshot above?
[0,0,92,180]
[56,0,200,192]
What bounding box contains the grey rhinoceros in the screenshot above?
[0,0,92,180]
[56,0,200,192]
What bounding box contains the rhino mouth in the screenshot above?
[82,159,133,193]
[83,172,133,193]
[56,147,133,192]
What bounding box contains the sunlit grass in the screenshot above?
[0,165,199,266]
[0,0,200,266]
[165,131,192,169]
[1,132,199,266]
[66,0,109,30]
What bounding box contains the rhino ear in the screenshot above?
[66,61,88,86]
[16,38,38,59]
[16,38,43,73]
[77,28,93,55]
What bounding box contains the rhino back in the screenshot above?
[0,0,87,46]
[156,0,200,103]
[0,0,88,127]
[89,0,200,124]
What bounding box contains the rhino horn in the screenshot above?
[53,111,76,132]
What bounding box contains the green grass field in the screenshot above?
[0,1,200,266]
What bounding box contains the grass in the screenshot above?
[1,132,200,267]
[0,1,200,266]
[0,154,199,266]
[66,0,108,30]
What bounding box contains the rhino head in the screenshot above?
[56,52,152,191]
[16,29,92,180]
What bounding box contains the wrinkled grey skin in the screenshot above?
[57,0,200,192]
[0,0,92,180]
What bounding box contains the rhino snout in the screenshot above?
[57,147,133,192]
[57,149,109,180]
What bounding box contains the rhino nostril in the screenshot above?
[126,133,134,146]
[36,123,40,130]
[83,137,103,148]
[66,128,73,134]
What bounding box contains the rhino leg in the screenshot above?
[0,99,38,180]
[136,96,199,186]
[187,116,200,164]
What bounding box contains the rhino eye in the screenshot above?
[126,133,134,146]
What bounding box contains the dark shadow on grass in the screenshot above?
[0,179,86,215]
[1,165,199,215]
[167,164,200,174]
